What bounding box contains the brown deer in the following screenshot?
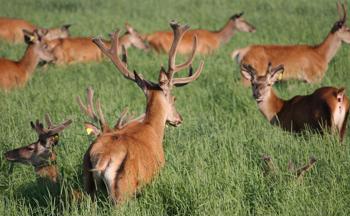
[76,21,203,204]
[132,12,255,55]
[232,2,350,86]
[241,63,349,141]
[0,17,70,43]
[46,27,148,65]
[4,114,72,183]
[0,29,56,90]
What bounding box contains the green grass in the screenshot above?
[0,0,350,215]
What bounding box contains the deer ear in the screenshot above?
[267,64,284,84]
[337,88,346,103]
[125,23,134,34]
[23,30,35,44]
[84,123,100,137]
[61,24,71,31]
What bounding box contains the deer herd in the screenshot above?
[2,2,350,205]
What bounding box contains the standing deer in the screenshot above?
[232,2,350,86]
[4,114,72,183]
[0,17,70,43]
[241,63,349,141]
[129,12,255,55]
[0,29,55,90]
[46,27,148,65]
[77,21,203,204]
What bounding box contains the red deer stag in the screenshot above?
[46,27,148,65]
[0,17,70,43]
[241,63,349,141]
[4,114,72,183]
[132,12,255,54]
[0,29,55,90]
[233,2,350,86]
[76,21,203,204]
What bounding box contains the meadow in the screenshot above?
[0,0,350,215]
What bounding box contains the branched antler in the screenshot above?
[31,114,72,138]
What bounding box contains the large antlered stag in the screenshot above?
[0,17,70,43]
[232,2,350,85]
[4,114,72,183]
[77,21,204,204]
[0,29,55,90]
[46,27,148,65]
[128,13,255,55]
[241,63,349,141]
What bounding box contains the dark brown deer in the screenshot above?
[241,63,349,141]
[4,114,72,183]
[77,21,204,204]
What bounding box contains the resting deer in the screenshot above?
[0,17,70,43]
[0,29,55,90]
[132,12,255,55]
[46,27,148,65]
[4,114,72,183]
[232,2,350,86]
[77,21,203,204]
[241,63,349,141]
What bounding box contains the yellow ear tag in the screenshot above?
[29,35,35,42]
[278,72,283,81]
[86,128,93,135]
[54,135,59,141]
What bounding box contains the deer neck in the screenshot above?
[35,163,59,183]
[257,88,284,122]
[17,45,40,76]
[315,32,342,64]
[215,20,236,44]
[143,91,168,141]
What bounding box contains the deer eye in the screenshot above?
[27,146,35,151]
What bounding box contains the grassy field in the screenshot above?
[0,0,350,215]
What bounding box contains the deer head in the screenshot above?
[23,29,56,62]
[241,62,284,103]
[231,12,256,33]
[93,21,204,127]
[118,23,149,51]
[44,24,71,41]
[331,2,350,43]
[4,114,72,169]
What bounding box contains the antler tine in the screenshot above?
[47,119,73,136]
[92,30,135,81]
[45,113,53,129]
[172,34,198,73]
[172,61,204,86]
[167,21,190,78]
[343,2,347,22]
[338,1,344,20]
[114,108,129,129]
[96,99,107,128]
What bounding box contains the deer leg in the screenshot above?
[114,171,137,204]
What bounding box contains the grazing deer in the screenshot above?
[232,2,350,86]
[0,29,56,90]
[0,17,70,43]
[76,21,203,204]
[46,27,148,65]
[241,63,349,141]
[133,12,255,55]
[4,114,72,183]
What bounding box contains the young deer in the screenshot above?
[232,2,350,86]
[77,21,203,204]
[0,29,56,90]
[134,12,255,54]
[241,63,349,141]
[0,17,70,43]
[46,27,148,65]
[4,114,72,183]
